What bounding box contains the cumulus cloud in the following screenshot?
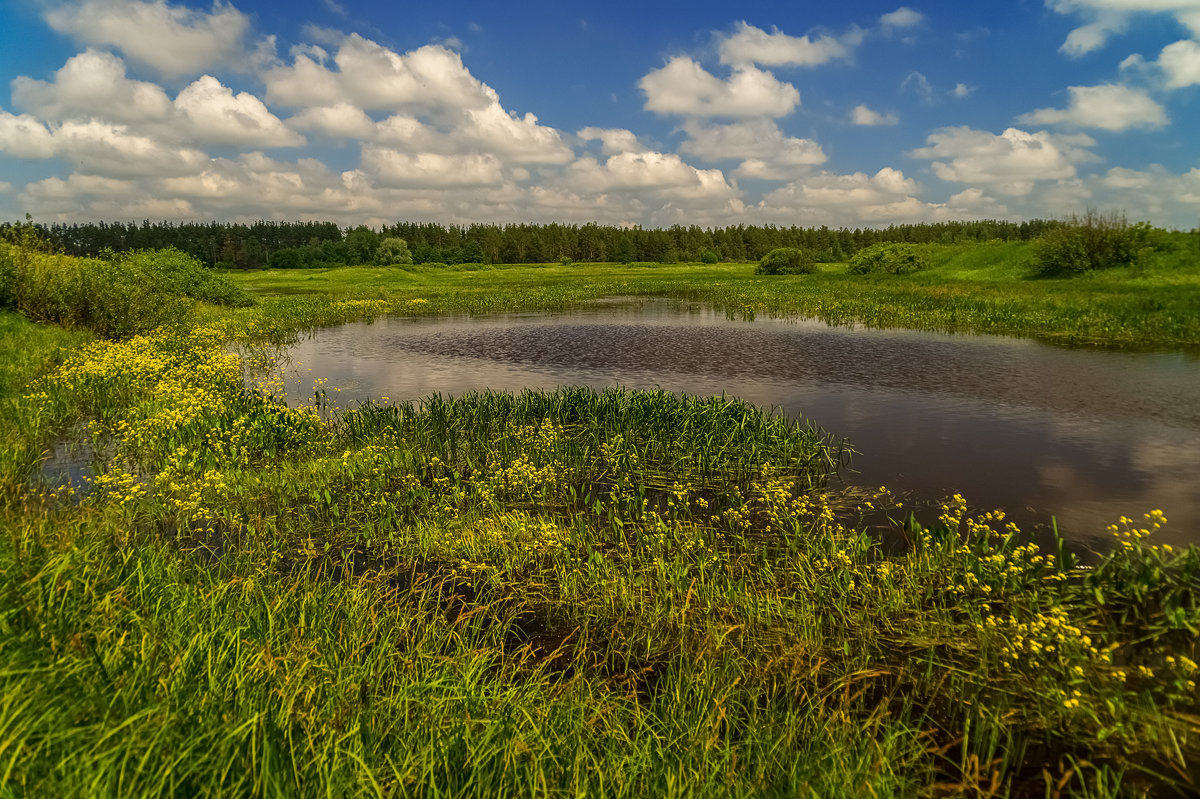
[288,103,378,140]
[679,119,826,180]
[1017,83,1168,131]
[0,111,58,159]
[756,167,931,224]
[10,49,171,124]
[174,76,304,148]
[851,104,899,126]
[0,115,211,179]
[265,33,573,165]
[1047,0,1200,56]
[565,151,734,196]
[1089,165,1200,219]
[359,147,506,189]
[880,7,925,32]
[264,36,494,111]
[578,128,649,155]
[42,0,257,77]
[640,57,800,118]
[1131,39,1200,88]
[717,21,861,67]
[910,126,1100,195]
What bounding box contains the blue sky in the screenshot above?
[1,0,1198,228]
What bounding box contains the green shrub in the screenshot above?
[699,249,721,264]
[1031,211,1147,277]
[2,245,252,338]
[756,247,816,275]
[847,243,933,275]
[120,248,254,308]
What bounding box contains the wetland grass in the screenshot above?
[1,244,1198,796]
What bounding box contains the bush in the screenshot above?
[1030,211,1147,277]
[1,245,252,338]
[755,247,816,275]
[121,248,254,308]
[847,243,932,275]
[699,249,721,264]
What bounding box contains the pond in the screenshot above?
[278,297,1200,551]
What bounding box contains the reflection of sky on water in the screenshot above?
[279,298,1200,550]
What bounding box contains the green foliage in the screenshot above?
[755,247,816,275]
[2,262,1199,796]
[699,248,720,264]
[375,236,414,266]
[0,245,252,338]
[847,243,933,275]
[344,225,380,264]
[558,254,573,265]
[613,235,636,264]
[1031,211,1155,277]
[120,248,254,308]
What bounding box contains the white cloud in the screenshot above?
[0,112,60,159]
[1047,1,1200,56]
[1090,165,1200,219]
[952,83,973,98]
[880,7,925,32]
[679,119,826,179]
[910,126,1099,195]
[639,57,800,118]
[1017,83,1168,131]
[756,167,931,224]
[360,147,505,188]
[1157,39,1200,87]
[288,103,378,140]
[901,71,935,104]
[174,75,304,148]
[265,36,493,111]
[0,111,210,177]
[459,103,573,164]
[718,21,860,67]
[42,0,256,77]
[564,151,735,198]
[851,104,899,126]
[10,49,171,124]
[578,128,649,155]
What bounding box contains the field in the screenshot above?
[1,240,1198,797]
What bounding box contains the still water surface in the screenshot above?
[282,298,1200,550]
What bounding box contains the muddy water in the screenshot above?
[280,298,1200,550]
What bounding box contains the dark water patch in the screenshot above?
[279,298,1200,550]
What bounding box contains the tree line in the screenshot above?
[1,218,1061,269]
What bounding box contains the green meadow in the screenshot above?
[1,236,1198,797]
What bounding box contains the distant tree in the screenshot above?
[376,237,413,266]
[344,225,380,265]
[613,236,636,264]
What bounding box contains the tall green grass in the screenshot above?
[1,246,1198,796]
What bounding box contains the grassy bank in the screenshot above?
[230,240,1200,350]
[1,243,1198,797]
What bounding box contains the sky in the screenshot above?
[0,0,1198,229]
